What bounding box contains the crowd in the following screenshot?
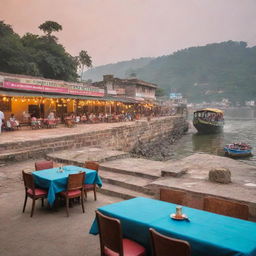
[0,105,179,133]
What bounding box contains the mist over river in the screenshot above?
[172,108,256,166]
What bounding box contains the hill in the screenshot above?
[83,57,153,82]
[83,41,256,103]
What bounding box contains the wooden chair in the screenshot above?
[84,161,99,200]
[149,228,191,256]
[160,188,186,205]
[22,170,48,217]
[96,210,146,256]
[203,196,249,220]
[35,160,54,171]
[60,172,85,217]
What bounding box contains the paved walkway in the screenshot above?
[0,159,121,256]
[0,121,136,145]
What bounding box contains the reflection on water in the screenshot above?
[173,118,256,166]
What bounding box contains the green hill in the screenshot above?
[82,57,153,81]
[83,41,256,103]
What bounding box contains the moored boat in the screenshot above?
[193,108,224,134]
[224,143,253,158]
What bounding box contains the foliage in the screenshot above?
[38,21,62,37]
[0,20,94,82]
[84,41,256,103]
[155,88,166,97]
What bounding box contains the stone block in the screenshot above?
[209,168,231,184]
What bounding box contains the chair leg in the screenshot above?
[81,193,85,213]
[23,194,28,213]
[31,199,36,217]
[41,198,44,207]
[84,190,87,201]
[94,187,97,201]
[66,197,69,217]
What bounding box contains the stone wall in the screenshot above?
[0,116,188,162]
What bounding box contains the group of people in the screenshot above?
[0,111,20,134]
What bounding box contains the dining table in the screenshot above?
[33,165,102,206]
[89,197,256,256]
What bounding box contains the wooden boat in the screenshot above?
[224,143,253,158]
[193,108,224,134]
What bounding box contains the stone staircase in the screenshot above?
[98,168,155,199]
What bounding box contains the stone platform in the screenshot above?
[149,153,256,219]
[46,147,256,219]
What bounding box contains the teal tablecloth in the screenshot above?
[33,165,102,206]
[90,197,256,256]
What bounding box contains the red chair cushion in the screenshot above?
[27,188,47,196]
[83,184,95,189]
[60,190,81,197]
[104,238,146,256]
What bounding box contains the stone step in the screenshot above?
[99,158,163,180]
[0,147,53,163]
[99,170,154,195]
[99,165,159,180]
[46,147,130,165]
[97,183,154,200]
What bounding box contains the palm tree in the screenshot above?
[79,50,92,81]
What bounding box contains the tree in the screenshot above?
[155,88,166,97]
[78,50,92,81]
[38,21,62,37]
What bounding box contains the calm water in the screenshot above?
[173,117,256,166]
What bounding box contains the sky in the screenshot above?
[1,0,256,66]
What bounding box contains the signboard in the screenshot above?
[107,89,117,95]
[1,76,104,97]
[136,92,156,99]
[170,93,182,99]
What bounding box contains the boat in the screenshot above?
[224,143,253,158]
[193,108,224,134]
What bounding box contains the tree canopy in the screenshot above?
[38,21,62,37]
[0,20,92,82]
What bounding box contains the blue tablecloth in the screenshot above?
[33,165,102,206]
[90,197,256,256]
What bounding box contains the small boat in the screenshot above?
[193,108,224,134]
[224,143,253,158]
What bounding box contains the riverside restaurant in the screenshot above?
[0,72,154,124]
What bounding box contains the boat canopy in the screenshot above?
[194,108,224,114]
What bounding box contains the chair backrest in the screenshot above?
[96,210,123,256]
[160,188,186,205]
[149,228,191,256]
[203,196,249,220]
[22,170,35,193]
[35,160,54,171]
[67,172,85,191]
[84,161,99,172]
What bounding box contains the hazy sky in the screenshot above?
[1,0,256,66]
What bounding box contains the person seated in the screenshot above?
[31,117,41,129]
[75,115,80,123]
[81,114,87,123]
[9,114,20,129]
[47,111,55,120]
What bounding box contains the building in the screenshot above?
[0,72,157,122]
[93,75,157,102]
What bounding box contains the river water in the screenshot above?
[173,110,256,166]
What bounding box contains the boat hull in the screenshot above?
[224,147,253,158]
[193,120,223,134]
